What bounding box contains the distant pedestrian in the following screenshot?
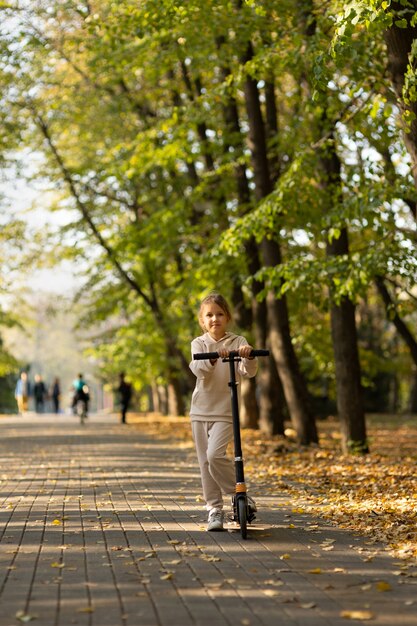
[118,372,132,424]
[33,375,47,413]
[15,371,31,415]
[51,377,61,414]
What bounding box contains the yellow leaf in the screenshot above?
[50,562,65,568]
[200,554,221,562]
[77,607,95,613]
[376,581,391,592]
[340,610,375,620]
[308,568,322,574]
[15,612,37,623]
[280,553,291,560]
[160,572,173,580]
[51,519,61,526]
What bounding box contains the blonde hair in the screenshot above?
[198,293,232,331]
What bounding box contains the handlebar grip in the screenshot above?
[193,352,220,360]
[250,350,270,357]
[193,349,270,360]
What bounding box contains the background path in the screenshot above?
[0,413,415,626]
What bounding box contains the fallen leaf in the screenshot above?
[340,610,375,621]
[15,612,37,623]
[263,579,284,587]
[376,581,391,592]
[200,554,221,562]
[308,568,322,574]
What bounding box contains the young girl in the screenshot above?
[189,293,258,531]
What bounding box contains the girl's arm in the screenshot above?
[189,339,217,377]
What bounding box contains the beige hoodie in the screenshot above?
[189,332,258,422]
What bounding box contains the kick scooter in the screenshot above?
[193,349,269,539]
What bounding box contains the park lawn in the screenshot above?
[129,412,417,566]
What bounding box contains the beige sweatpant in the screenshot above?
[191,420,236,511]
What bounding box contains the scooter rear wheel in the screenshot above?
[237,497,247,539]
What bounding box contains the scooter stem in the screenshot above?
[227,353,245,486]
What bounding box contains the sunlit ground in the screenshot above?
[128,413,417,564]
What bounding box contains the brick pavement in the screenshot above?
[0,413,416,626]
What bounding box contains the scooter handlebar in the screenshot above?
[193,349,270,360]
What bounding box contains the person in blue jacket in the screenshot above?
[15,371,31,415]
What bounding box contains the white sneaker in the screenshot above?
[207,509,224,531]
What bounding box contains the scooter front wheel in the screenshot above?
[237,497,247,539]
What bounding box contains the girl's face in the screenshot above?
[200,302,230,340]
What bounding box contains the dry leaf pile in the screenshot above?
[130,413,417,564]
[243,415,417,564]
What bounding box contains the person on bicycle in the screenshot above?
[189,293,258,532]
[72,373,90,416]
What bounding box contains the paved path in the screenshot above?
[0,413,415,626]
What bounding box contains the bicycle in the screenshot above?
[193,349,269,539]
[74,384,89,425]
[76,397,88,425]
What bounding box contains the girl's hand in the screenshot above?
[238,345,254,359]
[217,348,229,359]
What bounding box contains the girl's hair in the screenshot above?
[198,293,232,330]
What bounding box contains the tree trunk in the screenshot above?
[321,129,367,453]
[375,277,417,364]
[375,276,417,413]
[262,240,317,444]
[384,2,417,188]
[327,229,367,453]
[167,379,185,416]
[247,239,288,434]
[258,355,286,436]
[240,377,259,428]
[218,47,287,433]
[241,41,317,444]
[409,369,417,413]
